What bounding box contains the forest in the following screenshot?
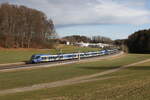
[126,29,150,53]
[114,29,150,53]
[0,3,56,48]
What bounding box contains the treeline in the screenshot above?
[63,35,113,44]
[63,35,91,43]
[91,36,112,44]
[0,3,56,48]
[126,29,150,53]
[114,29,150,53]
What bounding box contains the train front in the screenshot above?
[30,54,41,63]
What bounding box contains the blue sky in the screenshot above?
[57,24,150,40]
[0,0,150,40]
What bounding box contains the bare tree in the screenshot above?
[0,3,56,48]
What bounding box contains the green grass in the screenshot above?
[1,54,150,100]
[0,45,99,64]
[0,54,149,91]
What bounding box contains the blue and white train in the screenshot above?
[30,49,118,63]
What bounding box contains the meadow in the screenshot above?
[0,45,99,64]
[0,53,150,100]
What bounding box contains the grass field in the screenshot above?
[0,54,150,100]
[0,45,99,64]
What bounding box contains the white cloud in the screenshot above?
[1,0,150,26]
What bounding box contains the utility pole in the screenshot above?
[78,50,80,61]
[59,49,62,61]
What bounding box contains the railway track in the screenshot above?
[0,51,123,72]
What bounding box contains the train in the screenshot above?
[30,49,118,63]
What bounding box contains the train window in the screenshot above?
[53,57,57,59]
[48,57,52,59]
[42,57,47,60]
[49,56,57,59]
[68,55,73,57]
[35,56,40,59]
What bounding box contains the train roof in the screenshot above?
[62,53,77,55]
[32,54,53,57]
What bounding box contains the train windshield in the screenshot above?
[31,55,40,59]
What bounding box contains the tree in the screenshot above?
[0,3,56,48]
[126,29,150,53]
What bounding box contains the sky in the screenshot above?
[0,0,150,40]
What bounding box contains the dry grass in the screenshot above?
[0,54,150,99]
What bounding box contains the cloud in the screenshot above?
[0,0,150,26]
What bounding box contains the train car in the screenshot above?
[30,54,59,63]
[100,50,108,55]
[62,53,78,60]
[107,49,118,54]
[79,53,86,58]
